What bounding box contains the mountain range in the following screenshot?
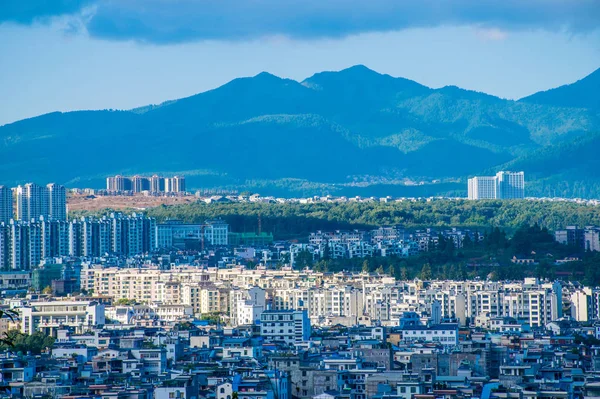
[1,65,599,198]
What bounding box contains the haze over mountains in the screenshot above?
[1,65,599,198]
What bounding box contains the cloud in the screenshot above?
[475,28,509,41]
[2,0,599,44]
[0,0,95,24]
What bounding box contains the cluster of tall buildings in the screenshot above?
[467,171,525,200]
[0,213,156,270]
[106,175,186,193]
[0,182,67,223]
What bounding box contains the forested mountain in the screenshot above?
[1,65,599,197]
[519,67,600,111]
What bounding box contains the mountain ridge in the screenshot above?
[1,65,599,198]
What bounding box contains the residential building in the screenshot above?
[468,171,524,200]
[20,299,105,336]
[260,309,310,345]
[0,185,13,223]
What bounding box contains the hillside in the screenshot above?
[519,67,600,110]
[1,65,599,197]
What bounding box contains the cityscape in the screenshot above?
[1,2,600,399]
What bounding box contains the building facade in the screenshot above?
[468,171,524,200]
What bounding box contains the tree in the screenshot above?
[462,234,473,249]
[420,263,433,280]
[0,331,55,355]
[322,241,331,260]
[42,286,53,295]
[375,266,384,275]
[294,250,314,269]
[388,264,396,278]
[362,259,370,273]
[400,267,409,281]
[115,298,137,306]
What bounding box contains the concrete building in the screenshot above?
[0,185,13,223]
[468,171,524,200]
[571,288,592,322]
[157,219,229,249]
[260,309,310,345]
[468,176,497,200]
[20,300,105,336]
[401,324,458,346]
[46,183,67,220]
[14,183,66,222]
[496,171,525,199]
[16,183,47,221]
[585,227,600,252]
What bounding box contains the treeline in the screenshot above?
[142,200,600,240]
[0,331,55,355]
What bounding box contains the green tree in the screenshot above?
[375,265,385,275]
[322,241,331,260]
[42,286,53,295]
[420,263,433,280]
[388,264,396,278]
[362,259,370,273]
[400,267,409,280]
[115,298,137,306]
[295,250,314,269]
[0,331,55,355]
[462,234,473,249]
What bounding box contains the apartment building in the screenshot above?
[260,310,311,345]
[20,300,105,336]
[15,182,67,221]
[401,324,458,346]
[106,175,185,194]
[157,219,229,249]
[468,171,524,200]
[0,185,13,223]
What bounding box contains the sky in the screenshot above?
[0,0,599,126]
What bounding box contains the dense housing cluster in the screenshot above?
[3,266,600,399]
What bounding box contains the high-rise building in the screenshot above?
[0,223,9,270]
[15,183,66,221]
[16,183,47,221]
[467,176,497,200]
[106,176,116,191]
[172,176,186,193]
[496,171,525,199]
[132,175,150,193]
[107,174,183,194]
[150,175,164,193]
[111,175,133,192]
[468,171,524,200]
[47,183,67,220]
[0,185,13,223]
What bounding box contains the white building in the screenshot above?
[468,176,498,200]
[401,324,458,346]
[571,289,592,322]
[468,171,524,200]
[46,183,67,221]
[260,309,311,345]
[20,300,105,335]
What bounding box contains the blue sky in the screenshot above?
[0,0,599,126]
